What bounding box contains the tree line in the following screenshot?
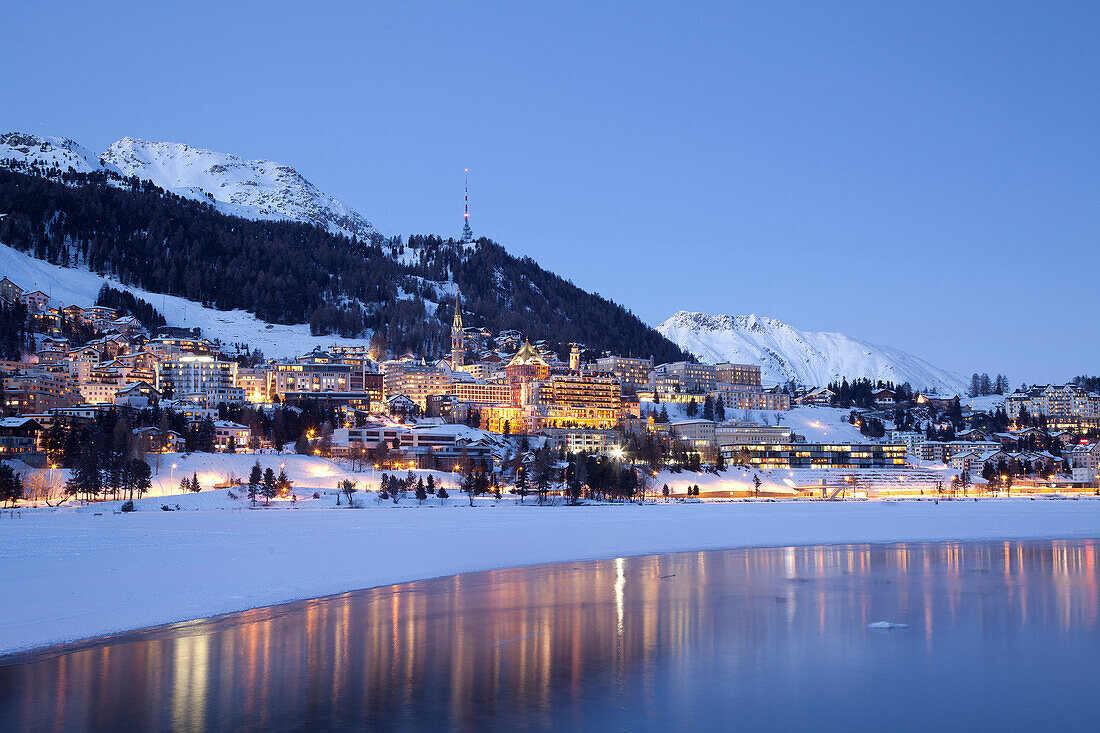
[0,168,690,362]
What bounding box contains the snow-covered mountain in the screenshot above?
[0,132,117,175]
[1,132,375,240]
[657,311,967,395]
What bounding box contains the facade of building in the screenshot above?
[382,361,451,410]
[710,387,791,411]
[448,380,512,405]
[715,363,761,387]
[505,342,551,406]
[720,442,907,469]
[589,356,653,392]
[214,421,251,450]
[156,356,237,397]
[652,362,717,393]
[1005,384,1100,430]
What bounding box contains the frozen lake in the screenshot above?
[2,539,1098,731]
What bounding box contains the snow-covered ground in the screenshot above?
[0,243,371,357]
[2,495,1098,657]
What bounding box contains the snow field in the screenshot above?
[2,498,1099,657]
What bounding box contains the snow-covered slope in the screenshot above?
[0,243,371,357]
[658,311,966,394]
[0,132,118,175]
[1,132,375,240]
[102,138,375,240]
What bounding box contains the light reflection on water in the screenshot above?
[1,540,1098,732]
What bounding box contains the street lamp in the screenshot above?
[170,463,177,483]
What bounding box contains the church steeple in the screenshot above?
[451,294,465,368]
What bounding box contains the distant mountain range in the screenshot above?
[0,132,374,240]
[657,310,966,395]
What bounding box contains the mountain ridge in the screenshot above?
[657,310,966,394]
[0,133,689,363]
[0,132,375,241]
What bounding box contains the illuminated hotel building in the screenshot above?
[589,356,653,392]
[381,361,451,410]
[715,362,761,387]
[448,380,512,405]
[505,341,551,406]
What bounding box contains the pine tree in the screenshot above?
[276,468,291,496]
[702,395,714,421]
[197,416,216,453]
[0,464,24,507]
[415,478,427,505]
[686,398,698,418]
[715,395,725,422]
[190,472,201,492]
[514,465,529,503]
[262,467,277,505]
[425,474,436,494]
[248,461,262,506]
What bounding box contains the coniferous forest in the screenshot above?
[0,168,690,362]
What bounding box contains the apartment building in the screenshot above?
[156,356,237,397]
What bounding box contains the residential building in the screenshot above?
[214,421,251,451]
[715,363,761,387]
[381,361,451,410]
[589,356,653,392]
[155,356,237,397]
[20,290,50,311]
[652,362,717,393]
[0,417,44,454]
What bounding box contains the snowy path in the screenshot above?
[2,499,1099,656]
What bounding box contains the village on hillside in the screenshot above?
[2,271,1099,508]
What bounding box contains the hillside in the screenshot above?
[0,132,689,362]
[657,311,966,394]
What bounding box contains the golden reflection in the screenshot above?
[615,557,626,637]
[5,540,1099,731]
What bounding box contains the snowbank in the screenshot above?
[2,498,1099,656]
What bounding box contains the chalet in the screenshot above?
[1048,430,1079,449]
[83,306,117,321]
[384,393,417,418]
[795,387,835,406]
[39,336,69,352]
[61,305,86,321]
[20,290,50,311]
[915,393,959,411]
[112,381,160,408]
[871,388,896,408]
[0,417,44,454]
[949,448,1008,477]
[214,421,251,451]
[132,426,183,453]
[0,277,23,303]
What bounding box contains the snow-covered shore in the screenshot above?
[2,497,1099,657]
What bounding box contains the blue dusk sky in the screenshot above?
[3,2,1098,382]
